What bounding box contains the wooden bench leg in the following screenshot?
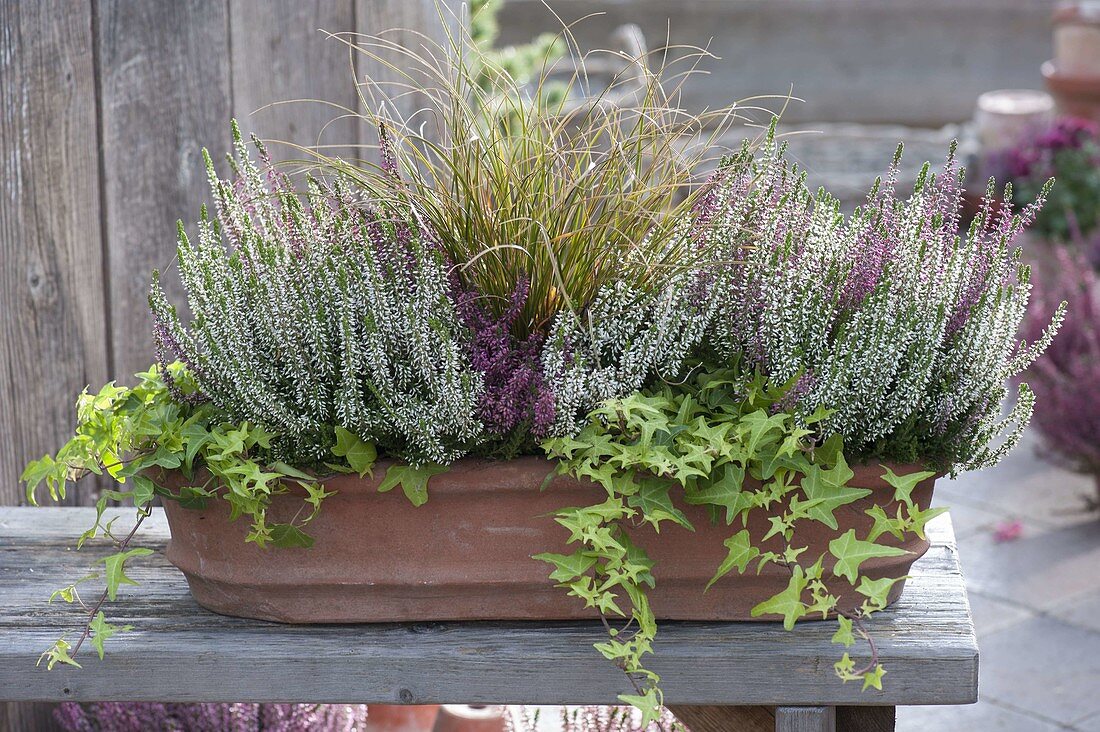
[668,705,775,732]
[835,706,895,732]
[775,706,835,732]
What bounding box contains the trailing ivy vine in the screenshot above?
[539,365,943,723]
[22,363,441,670]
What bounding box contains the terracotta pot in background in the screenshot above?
[364,705,441,732]
[432,706,506,732]
[161,457,937,624]
[1044,60,1100,122]
[1055,2,1100,76]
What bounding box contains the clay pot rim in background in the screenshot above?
[1054,1,1100,28]
[1044,59,1100,92]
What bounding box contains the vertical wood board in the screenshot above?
[97,0,232,380]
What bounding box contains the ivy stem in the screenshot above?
[845,613,880,676]
[71,507,150,658]
[598,612,664,730]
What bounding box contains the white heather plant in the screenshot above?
[541,272,718,436]
[699,135,1065,471]
[149,123,483,466]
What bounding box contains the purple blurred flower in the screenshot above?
[55,702,368,732]
[1023,246,1100,476]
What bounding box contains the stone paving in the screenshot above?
[897,429,1100,731]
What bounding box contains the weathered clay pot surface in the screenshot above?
[161,457,936,623]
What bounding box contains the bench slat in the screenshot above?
[0,508,978,706]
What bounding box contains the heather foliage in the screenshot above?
[540,272,719,436]
[55,701,368,732]
[149,123,483,467]
[701,136,1064,471]
[1023,246,1100,476]
[455,276,556,456]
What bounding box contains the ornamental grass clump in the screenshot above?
[700,134,1065,471]
[319,22,748,337]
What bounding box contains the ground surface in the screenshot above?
[896,429,1100,731]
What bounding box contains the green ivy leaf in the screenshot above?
[627,478,693,532]
[856,575,907,612]
[750,564,809,630]
[906,505,949,540]
[175,485,212,510]
[378,463,448,506]
[831,615,855,648]
[181,422,212,473]
[864,504,906,542]
[829,529,909,584]
[534,551,598,583]
[269,523,315,549]
[330,426,377,477]
[89,611,133,660]
[796,457,871,530]
[129,475,156,507]
[98,548,154,601]
[617,689,663,728]
[862,664,887,691]
[37,638,81,670]
[683,463,750,524]
[880,465,936,507]
[706,530,760,590]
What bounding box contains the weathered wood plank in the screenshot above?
[776,706,836,732]
[230,0,359,163]
[354,0,459,161]
[0,510,978,706]
[0,3,106,724]
[0,0,108,510]
[97,0,231,379]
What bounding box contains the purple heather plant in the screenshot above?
[1023,246,1100,479]
[992,116,1100,243]
[454,275,557,451]
[55,702,368,732]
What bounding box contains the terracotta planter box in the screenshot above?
[161,457,936,624]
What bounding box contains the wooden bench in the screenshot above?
[0,508,978,732]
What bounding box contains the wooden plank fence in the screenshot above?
[0,1,452,728]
